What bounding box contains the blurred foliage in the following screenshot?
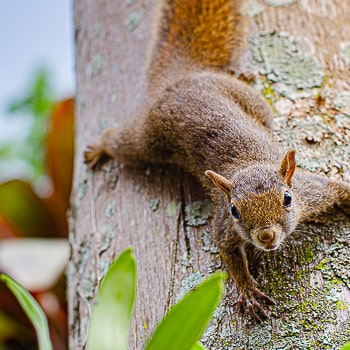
[0,98,74,239]
[1,67,55,182]
[0,275,52,350]
[0,70,74,350]
[7,67,53,116]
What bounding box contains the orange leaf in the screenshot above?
[45,98,74,237]
[0,215,20,238]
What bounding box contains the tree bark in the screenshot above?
[68,0,350,349]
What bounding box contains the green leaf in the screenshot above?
[0,274,52,350]
[86,247,137,350]
[145,272,224,350]
[341,344,350,350]
[192,342,207,350]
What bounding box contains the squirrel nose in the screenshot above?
[258,230,275,244]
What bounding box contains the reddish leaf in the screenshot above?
[0,180,58,237]
[0,215,20,238]
[45,98,74,237]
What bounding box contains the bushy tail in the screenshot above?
[149,0,246,79]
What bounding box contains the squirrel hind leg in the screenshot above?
[294,171,350,221]
[84,144,110,169]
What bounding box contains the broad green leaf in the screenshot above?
[86,248,137,350]
[145,272,224,350]
[0,274,52,350]
[341,344,350,350]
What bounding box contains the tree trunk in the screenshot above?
[68,0,350,349]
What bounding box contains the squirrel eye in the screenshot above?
[283,191,292,208]
[230,203,240,219]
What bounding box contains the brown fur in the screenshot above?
[85,0,350,320]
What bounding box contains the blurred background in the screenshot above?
[0,1,74,349]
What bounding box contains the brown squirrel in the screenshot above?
[84,0,350,319]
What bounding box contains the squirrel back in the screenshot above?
[148,0,246,88]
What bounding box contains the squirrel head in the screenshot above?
[205,150,299,251]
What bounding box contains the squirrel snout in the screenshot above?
[251,226,283,251]
[257,230,275,244]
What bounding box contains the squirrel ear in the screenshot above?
[205,170,232,200]
[279,149,296,187]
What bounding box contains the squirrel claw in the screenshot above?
[84,144,106,169]
[237,288,275,322]
[254,288,276,306]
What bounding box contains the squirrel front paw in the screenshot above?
[237,287,275,322]
[84,144,107,169]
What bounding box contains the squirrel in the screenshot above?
[84,0,350,320]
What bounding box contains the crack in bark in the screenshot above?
[180,180,193,259]
[164,201,182,315]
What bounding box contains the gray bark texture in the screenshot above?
[68,0,350,348]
